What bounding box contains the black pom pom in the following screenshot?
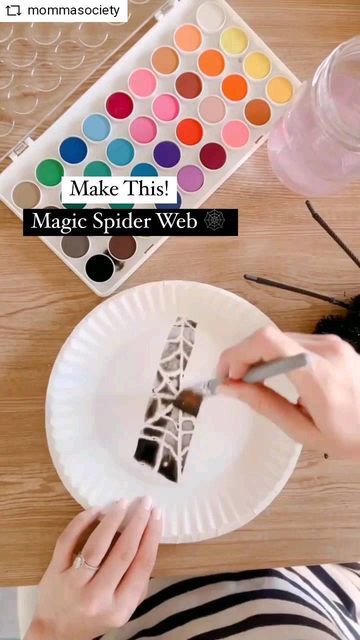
[349,294,360,315]
[315,295,360,353]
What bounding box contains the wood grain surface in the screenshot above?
[0,0,360,586]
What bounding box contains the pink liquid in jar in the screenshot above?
[268,37,360,196]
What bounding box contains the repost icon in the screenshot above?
[6,4,22,15]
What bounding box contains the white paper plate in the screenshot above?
[46,280,301,543]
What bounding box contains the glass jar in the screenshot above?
[267,37,360,196]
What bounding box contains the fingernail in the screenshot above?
[117,498,129,510]
[152,506,162,521]
[140,495,152,511]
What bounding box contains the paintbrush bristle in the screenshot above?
[173,389,203,417]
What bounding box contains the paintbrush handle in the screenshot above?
[205,352,309,393]
[242,352,309,383]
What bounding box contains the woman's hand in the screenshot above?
[217,326,360,457]
[25,497,162,640]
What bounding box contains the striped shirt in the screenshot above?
[104,564,360,640]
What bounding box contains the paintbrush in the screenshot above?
[174,352,310,417]
[305,200,360,270]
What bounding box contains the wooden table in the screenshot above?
[1,0,359,587]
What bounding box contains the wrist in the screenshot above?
[25,616,96,640]
[25,617,56,640]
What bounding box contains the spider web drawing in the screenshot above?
[134,317,197,483]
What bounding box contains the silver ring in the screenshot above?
[73,553,99,572]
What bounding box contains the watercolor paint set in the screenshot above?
[0,0,300,296]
